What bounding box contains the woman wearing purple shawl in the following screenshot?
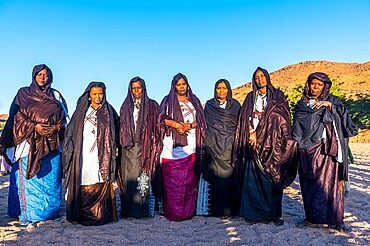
[119,76,159,218]
[0,64,68,224]
[233,67,297,226]
[157,73,206,221]
[63,82,119,226]
[292,72,357,232]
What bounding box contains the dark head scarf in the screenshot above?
[301,72,332,103]
[62,81,119,223]
[157,73,206,172]
[30,64,54,96]
[120,76,149,147]
[119,76,159,173]
[0,64,66,179]
[203,79,241,156]
[251,67,275,102]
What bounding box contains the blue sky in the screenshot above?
[0,0,369,114]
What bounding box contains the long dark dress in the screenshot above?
[62,82,119,226]
[119,77,159,218]
[292,72,358,226]
[198,79,240,216]
[233,67,297,222]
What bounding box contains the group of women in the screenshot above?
[0,64,357,232]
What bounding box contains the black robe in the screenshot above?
[202,79,240,216]
[233,67,297,221]
[292,72,357,225]
[62,82,119,226]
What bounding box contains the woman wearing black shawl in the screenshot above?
[62,82,119,226]
[197,79,240,217]
[0,64,68,224]
[157,73,206,221]
[119,76,159,218]
[292,72,357,232]
[233,67,297,226]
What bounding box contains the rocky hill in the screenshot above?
[232,60,370,103]
[232,60,370,142]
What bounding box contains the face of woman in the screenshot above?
[175,78,188,96]
[35,68,49,87]
[309,78,325,98]
[89,86,104,108]
[215,81,228,102]
[254,69,267,90]
[131,81,143,100]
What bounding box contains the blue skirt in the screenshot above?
[8,150,62,224]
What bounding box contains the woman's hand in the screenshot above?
[249,131,257,150]
[313,101,332,110]
[35,123,61,137]
[177,122,190,135]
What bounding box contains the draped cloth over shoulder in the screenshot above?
[119,77,159,218]
[292,72,357,226]
[200,79,240,216]
[233,67,297,221]
[0,64,66,179]
[62,82,119,225]
[0,64,67,223]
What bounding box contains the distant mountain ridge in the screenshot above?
[232,60,370,103]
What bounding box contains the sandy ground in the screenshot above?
[0,143,369,245]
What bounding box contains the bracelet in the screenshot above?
[249,129,256,134]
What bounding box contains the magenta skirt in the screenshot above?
[162,154,198,221]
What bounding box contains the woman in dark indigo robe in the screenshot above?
[63,82,119,226]
[119,76,159,218]
[292,72,357,232]
[233,67,297,226]
[197,79,240,217]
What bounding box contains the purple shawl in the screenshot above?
[157,73,206,172]
[119,76,159,174]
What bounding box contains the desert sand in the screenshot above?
[0,143,369,245]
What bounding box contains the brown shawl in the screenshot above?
[0,64,66,179]
[233,67,297,190]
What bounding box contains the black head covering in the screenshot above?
[301,72,332,103]
[252,67,274,94]
[213,79,235,108]
[30,64,54,96]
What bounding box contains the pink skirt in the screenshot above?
[161,154,198,221]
